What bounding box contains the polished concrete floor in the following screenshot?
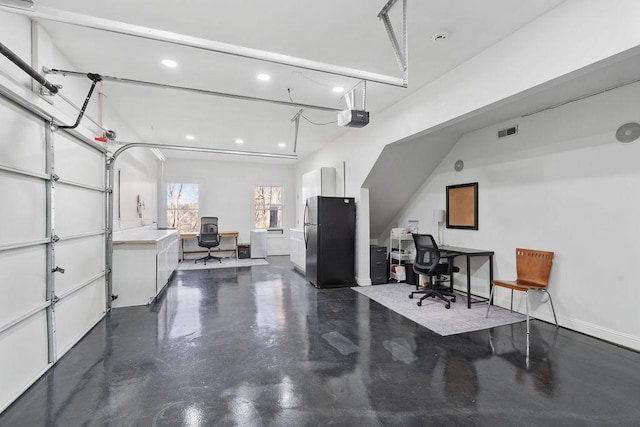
[2,256,640,426]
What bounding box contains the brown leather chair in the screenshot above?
[486,248,558,336]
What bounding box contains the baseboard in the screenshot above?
[356,276,372,286]
[560,317,640,352]
[486,290,640,352]
[267,251,290,256]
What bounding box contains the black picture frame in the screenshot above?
[446,182,478,230]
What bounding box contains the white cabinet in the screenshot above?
[290,228,306,272]
[302,167,336,200]
[250,229,268,258]
[156,234,180,292]
[112,229,180,307]
[299,167,337,229]
[389,229,414,282]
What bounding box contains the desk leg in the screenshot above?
[235,236,238,259]
[489,254,494,305]
[466,256,471,309]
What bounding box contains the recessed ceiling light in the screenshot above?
[278,142,286,148]
[257,73,271,81]
[333,86,345,93]
[185,135,195,140]
[235,139,244,144]
[162,59,178,68]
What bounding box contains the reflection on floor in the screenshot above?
[1,256,640,425]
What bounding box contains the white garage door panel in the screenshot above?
[55,186,104,237]
[0,172,46,246]
[54,132,104,188]
[55,236,105,296]
[0,97,45,174]
[0,245,47,326]
[55,278,105,357]
[0,310,49,412]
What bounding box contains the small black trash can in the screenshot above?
[238,244,250,259]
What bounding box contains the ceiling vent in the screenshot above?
[498,125,518,139]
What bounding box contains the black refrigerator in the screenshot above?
[304,196,356,288]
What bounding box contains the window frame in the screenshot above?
[163,179,202,233]
[253,184,284,233]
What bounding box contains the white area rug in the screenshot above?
[353,283,526,336]
[177,258,268,270]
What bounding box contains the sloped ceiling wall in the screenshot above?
[363,45,640,242]
[363,130,459,239]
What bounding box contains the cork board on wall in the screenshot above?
[446,182,478,230]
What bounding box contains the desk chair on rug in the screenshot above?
[195,217,222,265]
[486,248,558,339]
[409,233,460,309]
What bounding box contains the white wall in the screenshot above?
[161,158,295,255]
[395,80,640,351]
[294,0,640,285]
[0,11,31,87]
[113,148,161,231]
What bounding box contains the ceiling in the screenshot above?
[20,0,566,161]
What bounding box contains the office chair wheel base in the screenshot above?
[409,294,413,299]
[451,296,456,303]
[445,303,450,309]
[417,301,422,307]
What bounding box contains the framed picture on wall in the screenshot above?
[446,182,478,230]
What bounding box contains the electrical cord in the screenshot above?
[288,88,337,125]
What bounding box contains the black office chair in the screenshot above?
[409,233,459,309]
[195,217,222,264]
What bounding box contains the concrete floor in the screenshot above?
[1,256,640,426]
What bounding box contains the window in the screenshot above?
[255,185,283,231]
[166,182,199,232]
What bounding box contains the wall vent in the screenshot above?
[498,125,518,139]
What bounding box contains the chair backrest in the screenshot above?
[515,248,554,287]
[412,233,440,275]
[199,217,220,244]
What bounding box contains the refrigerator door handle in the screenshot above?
[303,202,309,249]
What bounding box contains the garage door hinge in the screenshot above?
[51,173,60,181]
[51,234,60,243]
[51,295,60,305]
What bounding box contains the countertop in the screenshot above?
[113,229,179,244]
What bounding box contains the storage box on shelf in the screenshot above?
[389,228,415,283]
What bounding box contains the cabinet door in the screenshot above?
[290,237,299,267]
[297,238,306,271]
